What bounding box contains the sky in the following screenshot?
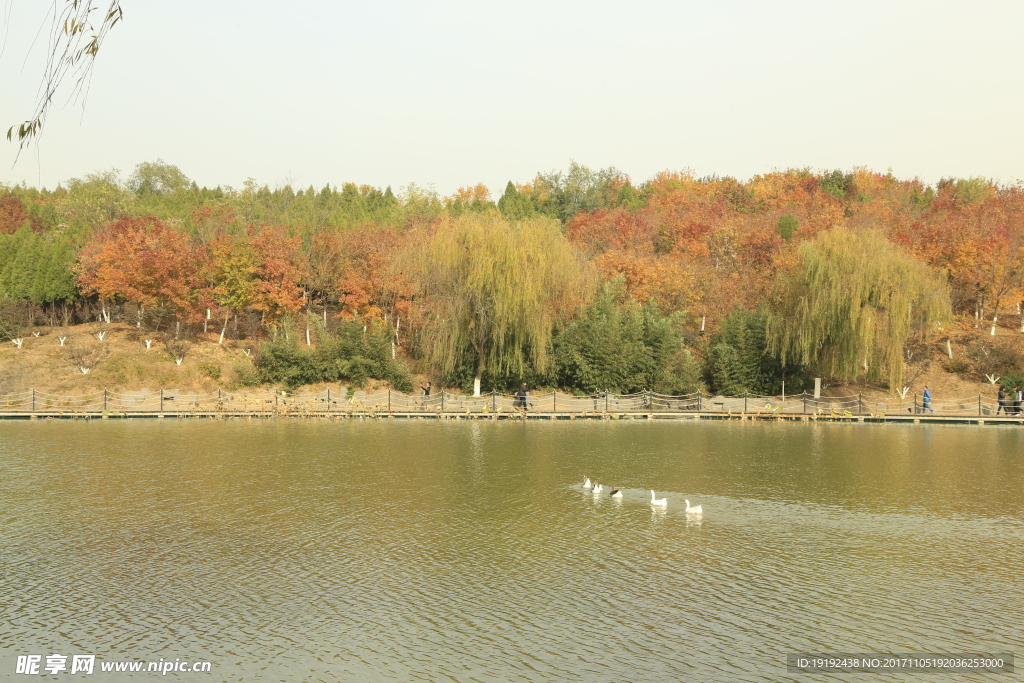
[1,0,1022,196]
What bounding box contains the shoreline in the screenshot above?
[3,408,1023,426]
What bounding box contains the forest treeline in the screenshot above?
[2,161,1024,395]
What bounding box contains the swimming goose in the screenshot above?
[593,483,603,493]
[583,477,593,489]
[610,485,622,498]
[685,499,703,515]
[650,490,667,506]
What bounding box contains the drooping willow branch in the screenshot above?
[7,0,123,154]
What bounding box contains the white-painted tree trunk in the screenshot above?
[145,339,153,349]
[473,376,482,397]
[57,336,67,346]
[946,339,953,359]
[991,314,998,336]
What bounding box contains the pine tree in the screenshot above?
[497,181,534,221]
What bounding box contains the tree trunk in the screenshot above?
[219,310,230,345]
[991,314,998,336]
[473,356,485,397]
[946,339,953,359]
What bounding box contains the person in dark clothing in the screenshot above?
[421,382,431,397]
[997,386,1007,415]
[515,382,528,410]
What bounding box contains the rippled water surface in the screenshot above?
[2,420,1022,681]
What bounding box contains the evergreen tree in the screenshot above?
[497,181,534,221]
[616,183,644,210]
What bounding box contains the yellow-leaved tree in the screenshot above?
[411,212,593,396]
[767,228,950,391]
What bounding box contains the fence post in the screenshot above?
[387,389,390,413]
[103,388,107,412]
[605,391,609,412]
[914,393,918,414]
[697,390,702,412]
[978,394,982,417]
[858,393,863,415]
[553,390,556,413]
[160,389,163,412]
[744,392,748,414]
[492,391,496,412]
[32,388,35,412]
[803,393,807,413]
[441,391,445,412]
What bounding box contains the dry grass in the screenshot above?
[0,322,250,395]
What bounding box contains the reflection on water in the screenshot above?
[1,420,1022,681]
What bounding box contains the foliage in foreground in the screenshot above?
[552,281,705,395]
[246,319,412,391]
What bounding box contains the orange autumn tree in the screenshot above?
[249,227,309,336]
[76,216,208,327]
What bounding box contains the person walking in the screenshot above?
[922,385,934,413]
[515,382,528,410]
[997,386,1007,415]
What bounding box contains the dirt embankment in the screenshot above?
[0,321,1017,401]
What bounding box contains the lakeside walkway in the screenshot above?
[1,388,1021,425]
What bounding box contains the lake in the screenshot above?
[1,420,1021,681]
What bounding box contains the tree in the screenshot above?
[62,169,134,229]
[552,279,703,394]
[412,212,592,396]
[76,216,207,323]
[208,234,258,344]
[497,181,535,221]
[128,160,191,197]
[248,227,308,330]
[776,213,798,241]
[767,228,950,390]
[7,1,123,152]
[0,194,30,234]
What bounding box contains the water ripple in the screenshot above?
[1,420,1021,681]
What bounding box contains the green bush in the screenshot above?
[231,361,262,388]
[198,360,221,379]
[253,319,413,391]
[552,280,706,395]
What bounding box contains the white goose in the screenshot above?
[583,477,593,489]
[610,485,623,498]
[685,499,703,515]
[650,490,667,506]
[593,483,603,493]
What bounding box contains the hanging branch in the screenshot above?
[7,1,123,154]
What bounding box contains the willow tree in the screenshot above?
[766,228,950,390]
[413,212,592,396]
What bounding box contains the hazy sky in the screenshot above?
[1,0,1022,195]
